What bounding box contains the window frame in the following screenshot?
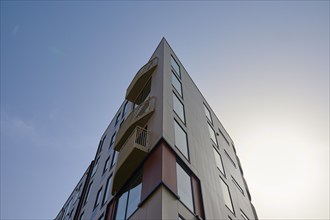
[171,55,181,78]
[213,147,225,176]
[173,119,189,160]
[203,103,213,124]
[172,71,183,97]
[231,176,244,196]
[102,175,112,206]
[176,162,195,213]
[219,176,235,214]
[173,91,186,124]
[94,187,103,210]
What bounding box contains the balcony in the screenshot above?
[112,126,150,194]
[114,96,156,152]
[126,57,158,104]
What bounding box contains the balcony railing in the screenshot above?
[114,96,156,151]
[126,57,158,104]
[112,126,150,195]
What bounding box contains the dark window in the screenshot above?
[220,177,234,214]
[122,101,128,118]
[79,212,84,220]
[111,151,118,168]
[172,72,183,97]
[171,55,181,78]
[109,132,116,149]
[135,78,151,104]
[174,120,189,159]
[232,176,244,195]
[103,156,110,175]
[213,147,225,176]
[94,187,102,209]
[115,172,142,220]
[102,175,113,205]
[176,162,194,212]
[173,92,185,123]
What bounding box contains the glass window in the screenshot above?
[92,157,100,177]
[122,101,128,118]
[240,210,249,220]
[213,147,225,175]
[103,156,110,174]
[218,128,230,146]
[224,150,237,168]
[115,113,121,125]
[109,132,116,149]
[174,120,189,159]
[98,214,105,220]
[79,212,84,220]
[171,56,181,77]
[176,163,194,212]
[115,173,142,220]
[172,72,182,97]
[111,151,118,168]
[173,92,185,123]
[102,175,113,205]
[220,177,234,213]
[94,187,102,209]
[85,181,93,204]
[231,176,244,195]
[207,123,217,145]
[204,104,212,123]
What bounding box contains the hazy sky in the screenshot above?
[1,1,329,219]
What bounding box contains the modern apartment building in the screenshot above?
[55,38,258,220]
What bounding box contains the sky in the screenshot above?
[1,1,329,219]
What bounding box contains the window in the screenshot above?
[115,113,121,126]
[94,187,102,209]
[98,214,105,220]
[92,157,100,177]
[135,78,151,104]
[171,56,181,77]
[203,104,212,124]
[173,92,185,123]
[224,150,237,168]
[111,151,118,168]
[115,172,142,220]
[240,210,249,220]
[231,176,244,195]
[174,120,189,159]
[85,181,93,204]
[218,128,230,146]
[122,101,128,118]
[213,147,225,176]
[176,162,194,212]
[79,212,84,220]
[207,123,217,145]
[178,215,185,220]
[220,177,234,213]
[109,132,116,149]
[172,72,182,97]
[103,156,110,174]
[102,175,113,205]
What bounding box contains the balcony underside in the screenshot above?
[126,57,158,104]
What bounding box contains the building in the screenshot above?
[55,38,258,220]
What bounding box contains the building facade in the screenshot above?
[55,38,258,220]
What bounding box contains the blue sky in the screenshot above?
[1,1,329,219]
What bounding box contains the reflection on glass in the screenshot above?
[171,56,181,77]
[220,177,234,213]
[115,172,142,220]
[204,104,212,123]
[176,163,194,212]
[172,72,182,97]
[213,148,225,175]
[173,92,185,123]
[174,120,188,158]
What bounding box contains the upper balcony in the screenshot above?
[112,126,150,195]
[114,96,156,152]
[126,57,158,105]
